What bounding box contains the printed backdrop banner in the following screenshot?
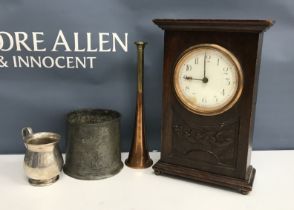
[0,0,293,153]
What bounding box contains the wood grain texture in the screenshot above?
[153,160,255,195]
[153,19,274,32]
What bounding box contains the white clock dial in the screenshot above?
[174,44,243,115]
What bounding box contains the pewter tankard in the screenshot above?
[22,127,63,186]
[64,109,123,180]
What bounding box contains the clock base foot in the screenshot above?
[153,160,255,195]
[154,169,162,175]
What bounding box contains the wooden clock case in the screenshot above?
[152,19,273,194]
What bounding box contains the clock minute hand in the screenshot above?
[202,53,208,83]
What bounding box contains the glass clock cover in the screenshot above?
[173,44,243,116]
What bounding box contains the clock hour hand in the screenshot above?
[183,75,203,81]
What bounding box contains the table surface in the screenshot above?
[0,151,293,210]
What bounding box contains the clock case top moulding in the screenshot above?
[152,19,273,194]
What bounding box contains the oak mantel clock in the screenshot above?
[152,19,273,194]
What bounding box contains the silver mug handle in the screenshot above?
[22,127,33,140]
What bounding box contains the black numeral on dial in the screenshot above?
[186,64,192,71]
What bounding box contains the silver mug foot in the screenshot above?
[28,175,59,186]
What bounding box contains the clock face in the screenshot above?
[174,44,243,116]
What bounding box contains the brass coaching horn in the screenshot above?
[125,41,153,168]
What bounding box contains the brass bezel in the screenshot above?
[173,44,244,116]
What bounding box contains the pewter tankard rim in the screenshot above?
[67,109,121,126]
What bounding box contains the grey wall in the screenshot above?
[0,0,293,154]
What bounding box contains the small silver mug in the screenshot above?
[22,127,64,186]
